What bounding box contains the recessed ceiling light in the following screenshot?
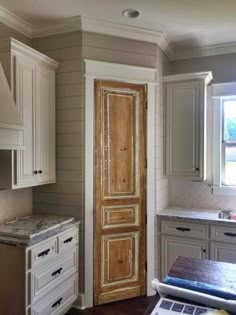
[122,8,141,19]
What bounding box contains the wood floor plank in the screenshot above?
[66,296,153,315]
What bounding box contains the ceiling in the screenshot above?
[0,0,236,57]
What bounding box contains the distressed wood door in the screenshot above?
[94,80,146,305]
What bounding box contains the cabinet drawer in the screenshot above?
[30,237,57,269]
[30,246,78,304]
[30,273,78,315]
[211,225,236,243]
[58,227,78,252]
[161,220,208,239]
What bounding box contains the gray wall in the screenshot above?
[0,23,32,223]
[172,53,236,83]
[32,30,171,296]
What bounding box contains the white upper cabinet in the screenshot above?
[164,72,213,181]
[0,38,58,189]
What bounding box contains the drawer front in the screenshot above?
[161,220,208,239]
[58,227,78,252]
[31,273,78,315]
[30,246,78,304]
[30,237,57,269]
[211,225,236,243]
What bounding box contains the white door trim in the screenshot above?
[84,59,156,308]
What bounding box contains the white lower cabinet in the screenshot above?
[211,242,236,264]
[30,273,78,315]
[0,226,79,315]
[161,235,208,278]
[159,217,236,279]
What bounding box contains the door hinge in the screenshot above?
[145,261,147,272]
[145,158,147,169]
[145,214,147,225]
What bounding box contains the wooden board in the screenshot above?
[168,256,236,293]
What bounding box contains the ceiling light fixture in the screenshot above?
[122,8,140,19]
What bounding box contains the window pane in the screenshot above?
[224,100,236,142]
[224,145,236,185]
[223,100,236,185]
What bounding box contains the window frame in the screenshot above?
[212,82,236,196]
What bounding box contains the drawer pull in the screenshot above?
[176,227,191,232]
[224,232,236,237]
[52,297,63,308]
[37,248,50,257]
[63,237,73,244]
[51,267,63,277]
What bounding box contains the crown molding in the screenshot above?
[0,5,32,38]
[173,42,236,60]
[164,71,213,85]
[32,16,174,59]
[32,16,82,38]
[2,4,236,62]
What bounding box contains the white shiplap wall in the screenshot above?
[32,32,85,294]
[33,31,170,297]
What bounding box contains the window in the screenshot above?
[222,99,236,186]
[212,82,236,195]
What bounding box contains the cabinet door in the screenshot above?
[13,53,36,188]
[211,242,236,264]
[161,235,208,279]
[36,66,56,184]
[165,81,203,179]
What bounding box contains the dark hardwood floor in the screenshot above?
[66,296,153,315]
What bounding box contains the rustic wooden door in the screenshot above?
[94,80,146,305]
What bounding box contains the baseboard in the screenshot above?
[72,293,86,310]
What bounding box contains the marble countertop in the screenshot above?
[157,207,236,224]
[0,214,80,247]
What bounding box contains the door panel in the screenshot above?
[13,53,36,187]
[161,236,208,279]
[94,80,146,305]
[102,232,139,285]
[36,66,55,184]
[102,90,139,198]
[102,205,139,229]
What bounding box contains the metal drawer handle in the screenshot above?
[52,297,63,308]
[176,227,191,232]
[224,232,236,237]
[63,237,73,244]
[51,267,63,277]
[38,248,50,257]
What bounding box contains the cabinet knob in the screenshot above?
[34,170,38,174]
[196,168,200,171]
[202,249,206,253]
[39,170,43,174]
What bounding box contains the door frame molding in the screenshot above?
[84,59,156,308]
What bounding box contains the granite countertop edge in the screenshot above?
[0,219,80,247]
[157,207,236,225]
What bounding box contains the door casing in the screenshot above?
[84,59,156,308]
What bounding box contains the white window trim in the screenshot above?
[212,82,236,196]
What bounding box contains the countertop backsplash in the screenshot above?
[169,178,236,212]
